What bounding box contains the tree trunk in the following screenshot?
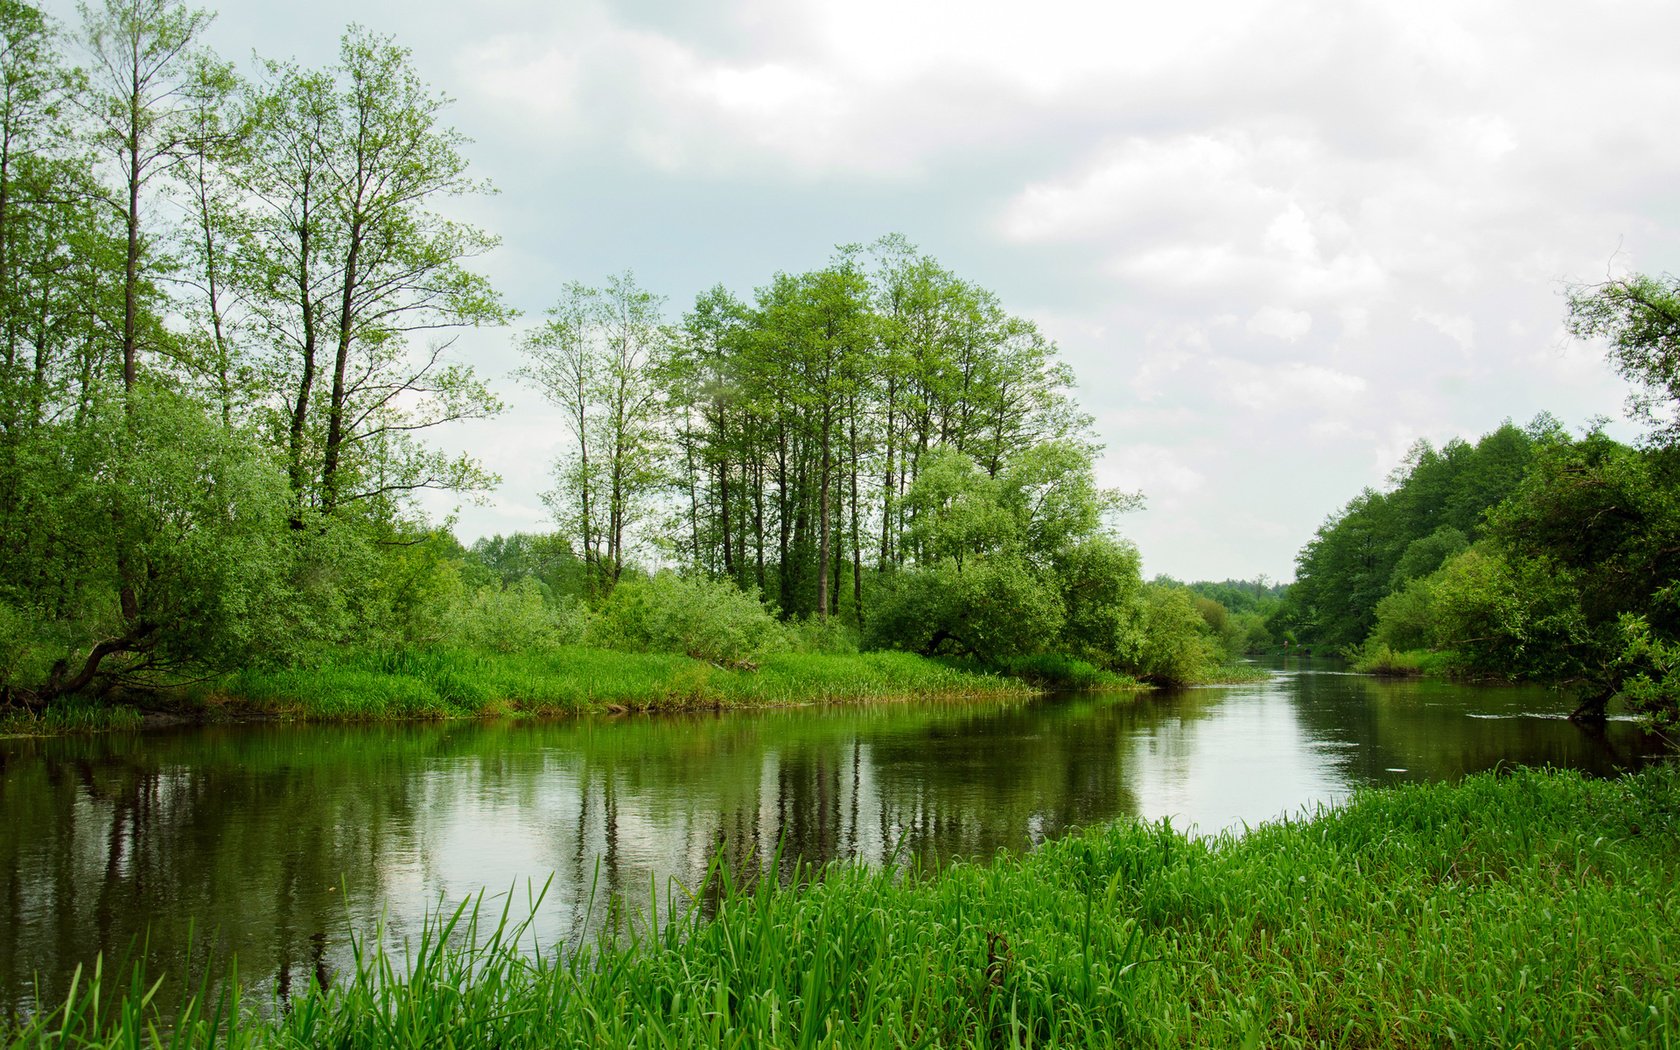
[818,403,832,620]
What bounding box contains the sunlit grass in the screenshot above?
[10,764,1679,1047]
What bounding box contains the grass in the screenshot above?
[0,696,143,735]
[217,645,1035,721]
[1352,645,1465,678]
[9,763,1679,1048]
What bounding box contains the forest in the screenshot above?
[0,0,1247,720]
[1271,273,1680,724]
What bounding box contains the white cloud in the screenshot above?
[176,0,1680,580]
[1413,308,1477,355]
[1247,306,1313,343]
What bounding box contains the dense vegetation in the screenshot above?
[1272,274,1680,725]
[11,763,1678,1047]
[0,1,1244,723]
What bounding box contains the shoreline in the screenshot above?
[1,645,1168,738]
[9,763,1676,1046]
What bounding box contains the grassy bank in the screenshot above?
[218,646,1044,720]
[11,763,1677,1047]
[1,646,1150,736]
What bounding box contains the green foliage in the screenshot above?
[1054,536,1148,667]
[994,652,1131,689]
[1369,573,1439,652]
[1132,583,1218,684]
[1568,272,1680,441]
[781,614,861,654]
[1280,420,1550,649]
[589,573,786,665]
[1611,610,1680,729]
[449,579,585,653]
[1389,525,1468,587]
[902,448,1016,568]
[865,557,1065,663]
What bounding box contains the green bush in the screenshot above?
[1370,574,1440,652]
[783,614,861,654]
[589,573,786,665]
[865,557,1064,662]
[448,578,585,653]
[1132,584,1217,684]
[1053,537,1147,668]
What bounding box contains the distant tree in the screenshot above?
[520,274,669,595]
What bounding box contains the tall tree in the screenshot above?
[78,0,211,394]
[236,26,508,519]
[521,273,668,594]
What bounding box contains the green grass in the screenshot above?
[1352,645,1464,678]
[0,696,143,736]
[992,653,1140,690]
[219,645,1033,721]
[11,763,1679,1048]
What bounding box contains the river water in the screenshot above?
[0,661,1667,1017]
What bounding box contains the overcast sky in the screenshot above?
[57,0,1680,581]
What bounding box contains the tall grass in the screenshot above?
[11,764,1680,1048]
[222,646,1033,721]
[0,697,143,735]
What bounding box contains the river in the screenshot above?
[0,661,1666,1017]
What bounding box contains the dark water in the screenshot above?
[0,662,1667,1016]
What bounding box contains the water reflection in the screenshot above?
[0,665,1666,1017]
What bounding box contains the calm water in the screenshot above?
[0,662,1667,1016]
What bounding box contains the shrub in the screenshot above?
[589,573,786,665]
[449,578,581,653]
[1131,584,1217,684]
[865,557,1064,662]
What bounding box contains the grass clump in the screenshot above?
[0,696,143,735]
[12,764,1680,1048]
[1351,643,1461,678]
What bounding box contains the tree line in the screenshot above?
[1271,274,1680,726]
[0,0,506,705]
[0,1,1242,706]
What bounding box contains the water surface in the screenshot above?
[0,662,1665,1016]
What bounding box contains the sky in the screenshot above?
[56,0,1680,581]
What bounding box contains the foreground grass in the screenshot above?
[218,646,1039,720]
[12,764,1679,1048]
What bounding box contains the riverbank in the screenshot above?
[2,646,1145,736]
[10,762,1676,1047]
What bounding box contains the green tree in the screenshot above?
[520,273,669,595]
[236,27,508,519]
[1568,273,1680,442]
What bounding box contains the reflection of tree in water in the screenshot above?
[858,696,1155,864]
[0,725,458,1017]
[1280,671,1669,784]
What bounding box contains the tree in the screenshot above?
[520,273,668,595]
[78,0,212,394]
[1568,273,1680,443]
[235,26,508,519]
